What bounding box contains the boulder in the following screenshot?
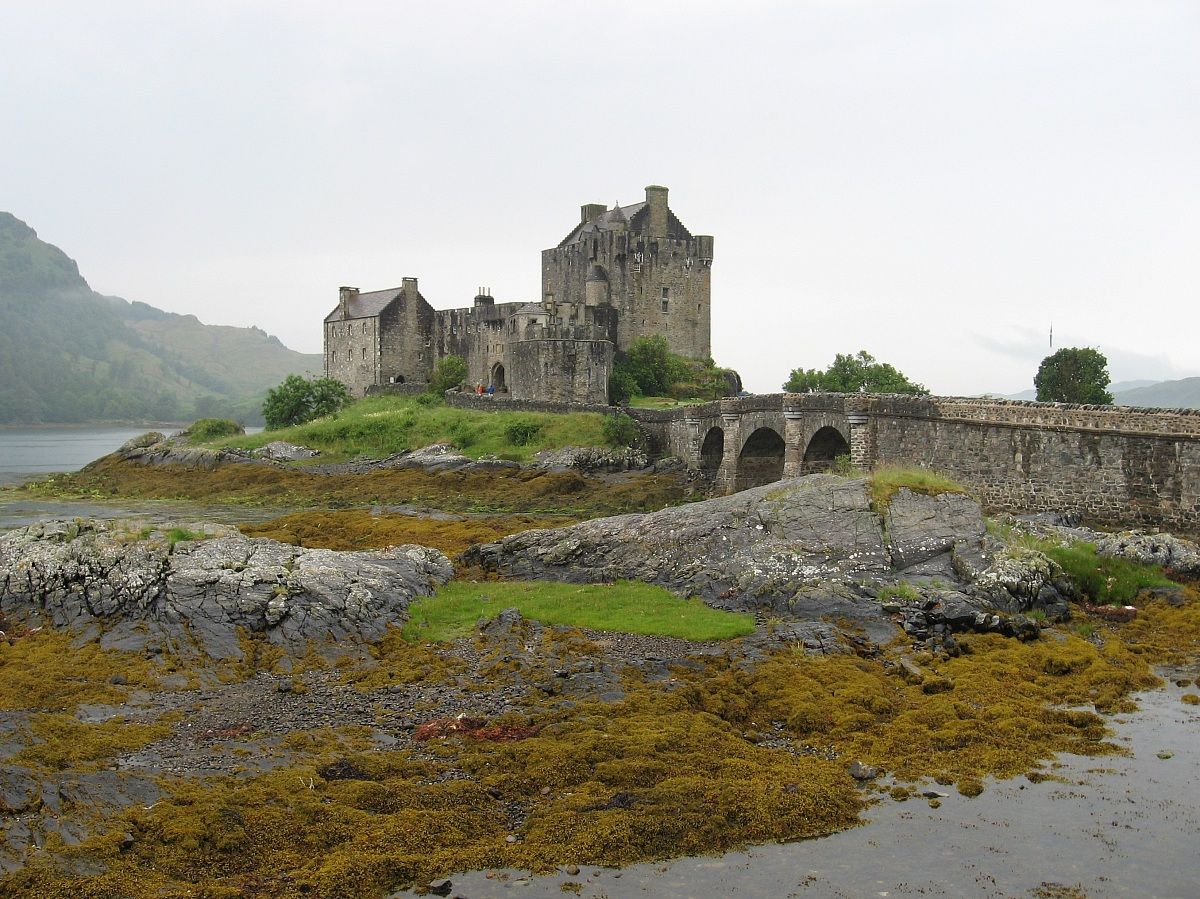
[1093,531,1200,577]
[0,519,453,660]
[464,475,894,605]
[885,488,985,571]
[252,441,320,462]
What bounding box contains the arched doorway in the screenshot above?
[734,427,785,491]
[803,426,851,474]
[700,426,724,477]
[491,362,506,392]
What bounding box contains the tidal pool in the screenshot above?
[392,674,1200,899]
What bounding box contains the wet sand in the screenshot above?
[394,674,1200,899]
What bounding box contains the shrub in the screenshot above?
[184,418,244,442]
[429,355,468,395]
[602,413,641,449]
[262,375,351,430]
[504,418,543,446]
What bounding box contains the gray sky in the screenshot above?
[4,1,1198,395]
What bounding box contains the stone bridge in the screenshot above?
[629,393,1200,533]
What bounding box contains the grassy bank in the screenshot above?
[207,395,614,463]
[403,580,756,643]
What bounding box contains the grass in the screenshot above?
[206,395,614,463]
[868,465,969,509]
[627,395,709,409]
[402,580,756,643]
[1042,541,1177,606]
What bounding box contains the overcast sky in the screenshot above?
[3,1,1198,395]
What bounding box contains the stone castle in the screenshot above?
[323,185,713,403]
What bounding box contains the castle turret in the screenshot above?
[401,277,419,305]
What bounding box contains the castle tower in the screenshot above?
[540,185,713,360]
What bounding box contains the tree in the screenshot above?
[429,355,468,395]
[1034,347,1113,404]
[262,375,351,429]
[784,351,928,395]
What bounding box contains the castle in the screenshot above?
[323,186,713,404]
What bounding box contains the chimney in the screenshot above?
[581,203,606,224]
[474,286,494,307]
[401,277,419,304]
[645,185,668,238]
[338,286,358,318]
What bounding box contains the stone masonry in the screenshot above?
[323,186,712,403]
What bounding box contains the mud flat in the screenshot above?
[391,673,1200,899]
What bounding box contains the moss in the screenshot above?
[0,629,162,711]
[30,457,692,517]
[956,777,984,797]
[240,509,579,557]
[343,629,467,692]
[1182,693,1199,706]
[15,712,175,772]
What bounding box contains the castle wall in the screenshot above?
[324,316,380,398]
[432,303,523,389]
[377,293,436,387]
[508,338,612,404]
[541,230,712,360]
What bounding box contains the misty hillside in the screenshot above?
[0,212,320,424]
[1112,378,1200,410]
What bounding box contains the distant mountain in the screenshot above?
[0,212,320,424]
[997,380,1162,403]
[1112,378,1200,410]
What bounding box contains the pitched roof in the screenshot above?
[323,287,406,322]
[555,200,693,248]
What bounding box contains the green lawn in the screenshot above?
[403,580,756,643]
[208,395,613,463]
[627,395,710,409]
[1042,541,1178,605]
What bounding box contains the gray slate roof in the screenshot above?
[324,287,407,322]
[556,200,692,248]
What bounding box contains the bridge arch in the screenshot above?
[735,427,786,491]
[699,426,724,476]
[803,425,851,473]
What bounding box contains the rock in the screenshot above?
[107,674,128,686]
[848,761,879,781]
[886,488,985,571]
[532,445,650,473]
[0,518,454,660]
[898,657,924,684]
[0,767,41,814]
[427,879,453,897]
[1093,531,1200,577]
[252,441,319,462]
[563,864,581,876]
[463,476,897,605]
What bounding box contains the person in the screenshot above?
[476,382,484,396]
[486,383,495,397]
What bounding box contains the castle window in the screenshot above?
[362,347,367,360]
[661,287,670,313]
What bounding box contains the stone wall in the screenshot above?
[324,316,380,398]
[508,338,612,404]
[444,392,615,417]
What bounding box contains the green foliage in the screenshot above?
[165,527,204,547]
[868,466,968,509]
[784,350,928,395]
[0,212,320,424]
[1043,541,1175,605]
[221,394,612,463]
[611,336,737,405]
[503,417,543,446]
[403,580,756,643]
[262,375,351,430]
[429,355,468,395]
[601,413,641,449]
[1034,347,1113,404]
[183,418,244,442]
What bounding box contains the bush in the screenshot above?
[262,375,351,430]
[184,418,244,442]
[602,413,641,449]
[429,356,468,395]
[504,418,543,446]
[608,368,640,405]
[1044,542,1175,605]
[612,337,738,403]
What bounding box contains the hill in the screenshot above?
[1112,377,1200,410]
[0,212,320,424]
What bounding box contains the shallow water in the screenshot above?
[0,426,160,483]
[392,674,1200,899]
